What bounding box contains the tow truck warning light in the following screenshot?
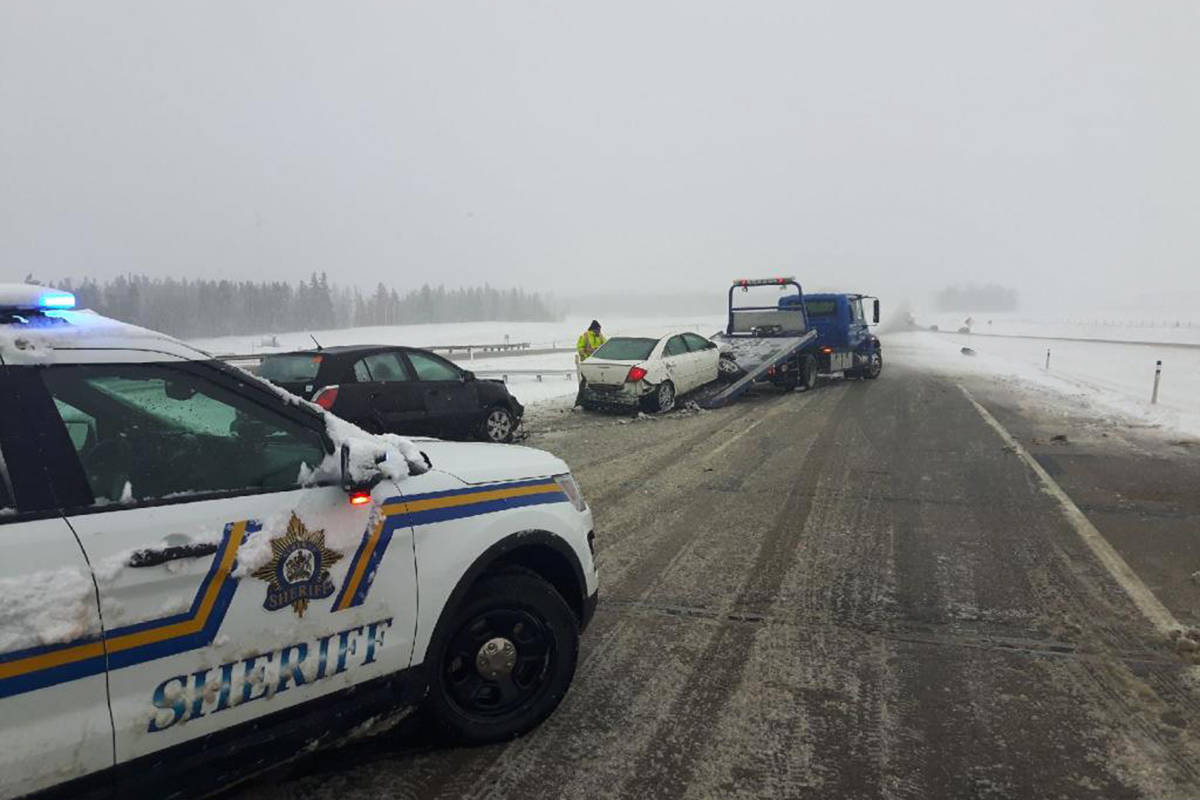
[732,277,796,287]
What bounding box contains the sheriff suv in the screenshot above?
[0,285,597,800]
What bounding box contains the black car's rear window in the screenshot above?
[591,337,657,361]
[259,354,323,383]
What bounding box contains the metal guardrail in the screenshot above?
[427,342,531,353]
[213,344,575,370]
[473,368,576,383]
[931,329,1200,350]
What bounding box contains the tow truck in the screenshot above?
[780,292,882,380]
[701,278,882,409]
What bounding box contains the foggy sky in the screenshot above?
[3,1,1198,309]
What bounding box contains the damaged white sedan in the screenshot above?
[578,332,720,413]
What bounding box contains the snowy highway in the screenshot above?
[233,361,1200,800]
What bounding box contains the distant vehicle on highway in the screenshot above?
[259,345,525,443]
[578,332,720,412]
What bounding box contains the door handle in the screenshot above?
[127,542,219,568]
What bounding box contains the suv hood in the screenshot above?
[416,439,568,485]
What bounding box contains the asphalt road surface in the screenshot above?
[235,356,1200,800]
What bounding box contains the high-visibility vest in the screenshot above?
[577,330,606,359]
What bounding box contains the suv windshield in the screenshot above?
[591,337,658,361]
[259,354,323,383]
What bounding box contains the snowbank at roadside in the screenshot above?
[888,330,1200,438]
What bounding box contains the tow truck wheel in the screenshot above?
[645,380,676,413]
[865,352,883,379]
[799,354,818,391]
[427,570,579,744]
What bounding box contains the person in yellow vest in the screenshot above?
[574,320,606,407]
[577,320,606,360]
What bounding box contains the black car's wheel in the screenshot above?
[865,352,883,379]
[644,380,676,413]
[427,571,579,744]
[480,407,517,443]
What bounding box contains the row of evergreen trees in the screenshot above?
[35,274,559,339]
[934,283,1019,312]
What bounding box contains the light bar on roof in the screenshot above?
[39,291,76,309]
[0,284,77,311]
[732,277,796,287]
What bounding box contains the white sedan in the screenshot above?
[578,331,720,412]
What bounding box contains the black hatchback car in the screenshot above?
[258,345,525,443]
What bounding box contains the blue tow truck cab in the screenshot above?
[779,292,883,379]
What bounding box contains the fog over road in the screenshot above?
[236,357,1200,800]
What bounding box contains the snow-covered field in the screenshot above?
[912,310,1200,346]
[188,315,727,356]
[889,329,1200,438]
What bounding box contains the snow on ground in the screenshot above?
[888,330,1200,438]
[187,315,727,356]
[912,310,1200,346]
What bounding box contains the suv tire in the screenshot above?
[426,571,579,744]
[799,354,818,391]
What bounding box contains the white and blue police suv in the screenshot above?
[0,285,597,800]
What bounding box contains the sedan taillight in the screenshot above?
[312,385,339,410]
[626,366,648,383]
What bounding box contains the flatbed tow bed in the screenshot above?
[701,278,818,409]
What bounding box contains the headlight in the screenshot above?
[554,473,587,511]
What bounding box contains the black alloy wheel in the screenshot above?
[427,571,579,743]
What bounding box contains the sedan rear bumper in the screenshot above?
[581,382,644,408]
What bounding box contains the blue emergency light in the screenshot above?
[0,284,77,311]
[39,291,76,309]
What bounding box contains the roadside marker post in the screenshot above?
[1151,360,1162,404]
[1045,349,1050,370]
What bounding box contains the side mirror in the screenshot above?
[462,370,475,382]
[340,442,384,494]
[873,299,880,324]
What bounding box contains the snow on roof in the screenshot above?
[0,308,211,365]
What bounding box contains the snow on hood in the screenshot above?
[418,440,568,485]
